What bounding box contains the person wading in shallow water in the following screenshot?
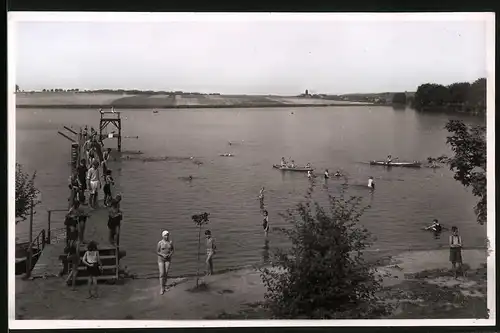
[157,230,174,295]
[82,241,103,298]
[449,226,465,279]
[262,210,270,238]
[205,230,216,276]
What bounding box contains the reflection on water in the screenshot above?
[262,239,270,264]
[15,106,486,276]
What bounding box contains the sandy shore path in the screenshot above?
[15,249,488,320]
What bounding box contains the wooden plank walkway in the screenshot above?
[31,125,119,278]
[31,202,112,278]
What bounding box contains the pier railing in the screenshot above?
[46,209,70,245]
[25,229,46,278]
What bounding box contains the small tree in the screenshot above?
[432,120,486,224]
[15,163,40,224]
[192,212,210,287]
[260,183,391,319]
[392,92,407,105]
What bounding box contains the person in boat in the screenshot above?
[386,155,392,164]
[262,210,270,237]
[368,176,375,190]
[334,170,342,177]
[324,169,330,179]
[425,219,442,233]
[205,230,216,276]
[290,160,296,168]
[306,163,311,169]
[157,230,174,295]
[280,157,287,167]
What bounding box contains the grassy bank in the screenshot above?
[15,249,488,320]
[15,92,373,109]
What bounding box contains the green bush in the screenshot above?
[260,183,392,319]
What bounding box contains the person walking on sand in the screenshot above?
[262,210,270,237]
[87,160,101,209]
[449,226,465,279]
[205,230,216,276]
[82,241,103,298]
[157,230,174,295]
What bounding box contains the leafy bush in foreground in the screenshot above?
[260,183,391,319]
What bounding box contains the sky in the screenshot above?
[14,15,489,95]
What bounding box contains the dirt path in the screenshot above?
[15,249,488,320]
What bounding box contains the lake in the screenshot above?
[15,106,487,277]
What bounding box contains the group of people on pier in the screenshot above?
[64,125,123,296]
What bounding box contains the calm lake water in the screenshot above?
[15,106,487,277]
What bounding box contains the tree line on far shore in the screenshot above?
[411,78,486,113]
[16,87,222,96]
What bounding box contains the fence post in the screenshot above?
[25,199,34,279]
[42,229,46,249]
[47,211,52,244]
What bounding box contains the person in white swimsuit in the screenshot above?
[86,160,101,208]
[157,230,174,294]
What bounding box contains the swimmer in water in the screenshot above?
[324,169,330,179]
[425,219,442,233]
[188,175,193,181]
[334,170,342,177]
[307,170,313,179]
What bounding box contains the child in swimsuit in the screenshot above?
[262,210,270,237]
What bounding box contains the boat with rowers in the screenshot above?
[370,160,422,168]
[273,165,313,172]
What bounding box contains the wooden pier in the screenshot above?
[29,119,126,283]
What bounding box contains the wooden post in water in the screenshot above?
[25,199,34,279]
[47,210,52,244]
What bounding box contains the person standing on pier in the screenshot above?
[157,230,174,295]
[107,200,123,246]
[205,230,216,276]
[77,159,88,205]
[68,170,80,207]
[103,170,115,207]
[87,160,101,209]
[82,241,103,298]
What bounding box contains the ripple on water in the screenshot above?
[16,108,486,276]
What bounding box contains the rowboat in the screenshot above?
[370,161,422,168]
[273,165,313,172]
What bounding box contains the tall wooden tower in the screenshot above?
[99,110,122,152]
